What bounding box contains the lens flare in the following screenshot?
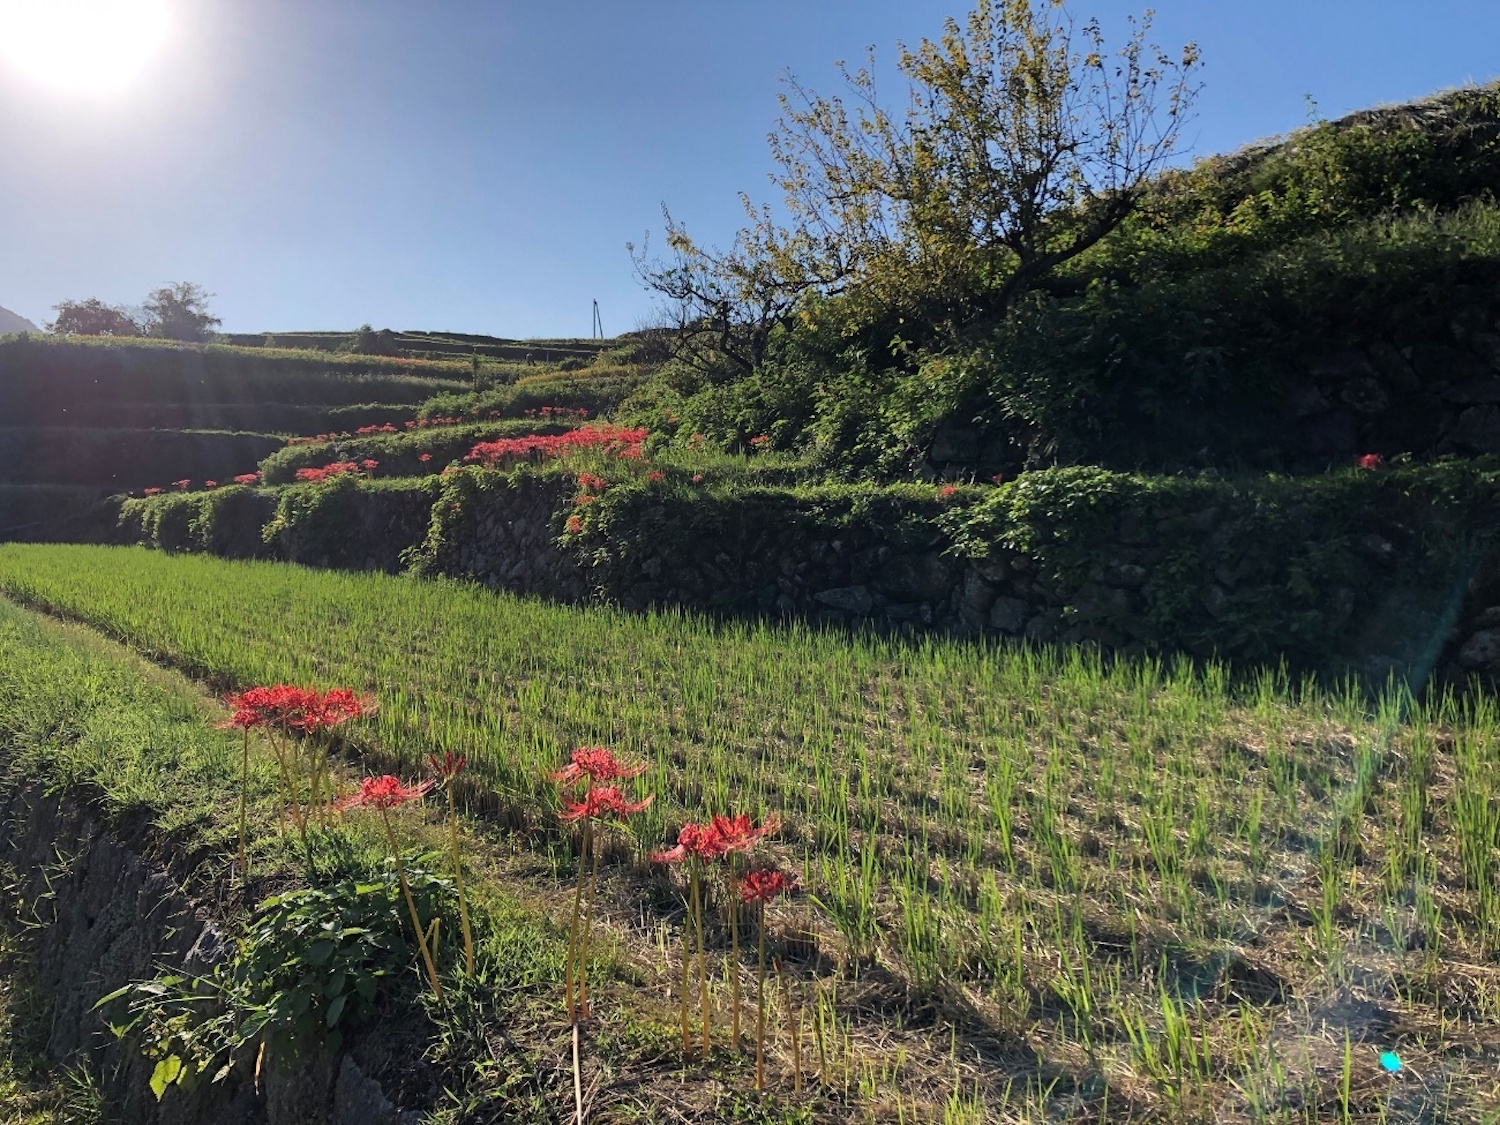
[0,0,170,95]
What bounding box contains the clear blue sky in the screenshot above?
[0,0,1495,338]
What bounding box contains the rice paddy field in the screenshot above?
[0,543,1497,1123]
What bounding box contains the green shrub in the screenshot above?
[119,487,275,557]
[262,476,439,571]
[99,866,455,1099]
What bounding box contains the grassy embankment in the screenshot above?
[0,545,1495,1122]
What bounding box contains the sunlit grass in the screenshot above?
[0,544,1496,1121]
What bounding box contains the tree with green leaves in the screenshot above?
[48,297,141,337]
[637,0,1201,364]
[141,281,221,342]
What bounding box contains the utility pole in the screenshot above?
[592,299,603,340]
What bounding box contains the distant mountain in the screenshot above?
[0,306,38,335]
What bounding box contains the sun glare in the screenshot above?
[0,0,170,95]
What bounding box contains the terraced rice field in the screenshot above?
[0,544,1496,1122]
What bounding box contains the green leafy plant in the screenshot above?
[97,865,454,1101]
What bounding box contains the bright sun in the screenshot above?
[0,0,170,95]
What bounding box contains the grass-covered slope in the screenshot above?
[0,546,1497,1121]
[0,336,468,429]
[0,336,472,542]
[636,83,1500,477]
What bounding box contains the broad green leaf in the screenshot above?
[149,1055,183,1100]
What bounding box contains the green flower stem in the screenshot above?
[380,806,442,998]
[237,728,250,878]
[564,816,591,1023]
[446,784,474,975]
[756,900,767,1091]
[729,853,741,1050]
[577,817,602,1020]
[693,860,709,1053]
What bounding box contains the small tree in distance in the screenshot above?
[141,282,221,342]
[49,298,141,337]
[636,0,1202,364]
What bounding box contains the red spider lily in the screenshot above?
[217,684,319,729]
[576,472,610,492]
[294,461,365,483]
[464,425,648,467]
[1357,453,1384,470]
[937,484,959,500]
[990,473,1007,485]
[566,515,583,534]
[653,820,727,864]
[172,479,191,490]
[550,745,647,787]
[692,473,704,484]
[336,774,433,810]
[418,453,432,463]
[743,864,793,1090]
[558,785,653,823]
[708,813,778,854]
[340,774,442,997]
[233,472,260,485]
[428,750,466,780]
[305,688,371,730]
[203,480,218,489]
[749,434,770,448]
[361,459,379,471]
[705,813,776,1049]
[648,470,664,483]
[143,487,162,496]
[740,867,793,904]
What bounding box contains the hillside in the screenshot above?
[0,306,37,335]
[0,336,474,539]
[611,82,1500,479]
[3,83,1500,1125]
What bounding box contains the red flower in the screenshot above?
[337,774,433,810]
[653,821,727,864]
[566,515,583,534]
[361,459,379,471]
[143,487,163,496]
[233,473,260,485]
[990,473,1006,485]
[739,867,792,904]
[692,473,704,483]
[203,480,218,489]
[217,684,318,729]
[748,434,770,448]
[708,813,777,854]
[1357,453,1384,470]
[172,479,191,490]
[937,484,958,500]
[648,470,664,483]
[295,461,365,483]
[464,426,649,467]
[428,750,466,780]
[550,746,647,786]
[559,784,653,823]
[217,685,369,732]
[418,453,432,463]
[305,688,371,730]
